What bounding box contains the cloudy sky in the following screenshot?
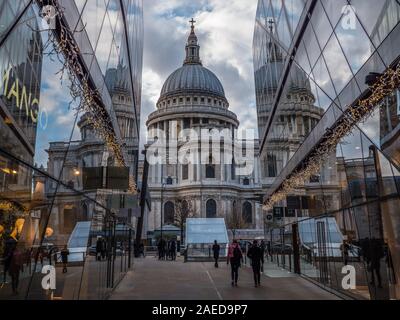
[140,0,259,145]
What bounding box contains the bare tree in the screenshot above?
[174,199,194,244]
[226,202,246,239]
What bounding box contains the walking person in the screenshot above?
[101,238,107,260]
[167,240,172,260]
[96,237,103,261]
[9,246,23,295]
[212,240,220,268]
[60,245,70,273]
[2,238,16,284]
[9,247,22,294]
[157,239,163,260]
[369,238,384,288]
[139,242,145,258]
[227,240,243,287]
[340,240,350,266]
[247,240,264,287]
[163,239,167,260]
[170,239,176,261]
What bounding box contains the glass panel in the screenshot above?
[80,0,108,52]
[335,12,373,74]
[322,33,353,95]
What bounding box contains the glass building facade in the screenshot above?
[254,0,400,299]
[0,0,143,299]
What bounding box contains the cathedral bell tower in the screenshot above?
[184,18,202,65]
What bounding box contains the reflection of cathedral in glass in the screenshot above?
[254,21,323,182]
[45,61,138,237]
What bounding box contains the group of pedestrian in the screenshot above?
[212,239,266,288]
[157,238,177,260]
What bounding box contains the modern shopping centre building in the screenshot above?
[0,0,143,299]
[254,0,400,299]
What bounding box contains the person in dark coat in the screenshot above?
[369,238,384,288]
[212,240,220,268]
[96,237,103,261]
[167,240,172,260]
[340,240,350,266]
[101,238,107,260]
[157,239,165,260]
[247,240,264,287]
[139,243,145,258]
[2,238,16,284]
[170,240,176,261]
[227,240,243,287]
[9,247,23,295]
[60,246,70,273]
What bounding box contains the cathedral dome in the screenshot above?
[255,31,311,94]
[255,62,311,92]
[158,20,226,102]
[160,64,225,99]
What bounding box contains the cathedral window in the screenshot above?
[242,201,252,224]
[206,156,215,178]
[182,164,188,180]
[206,199,217,218]
[183,118,190,129]
[267,153,277,177]
[164,201,175,224]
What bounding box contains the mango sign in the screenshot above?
[1,66,40,124]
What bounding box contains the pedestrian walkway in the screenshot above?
[109,256,340,300]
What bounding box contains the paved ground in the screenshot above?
[109,256,340,300]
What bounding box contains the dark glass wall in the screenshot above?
[0,0,143,300]
[255,0,400,299]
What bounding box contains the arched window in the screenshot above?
[243,177,250,185]
[267,153,277,177]
[164,201,175,224]
[166,176,173,185]
[182,164,188,180]
[206,156,215,178]
[242,201,252,224]
[206,199,217,218]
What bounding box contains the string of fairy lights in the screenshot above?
[263,60,400,211]
[37,0,137,194]
[0,200,29,214]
